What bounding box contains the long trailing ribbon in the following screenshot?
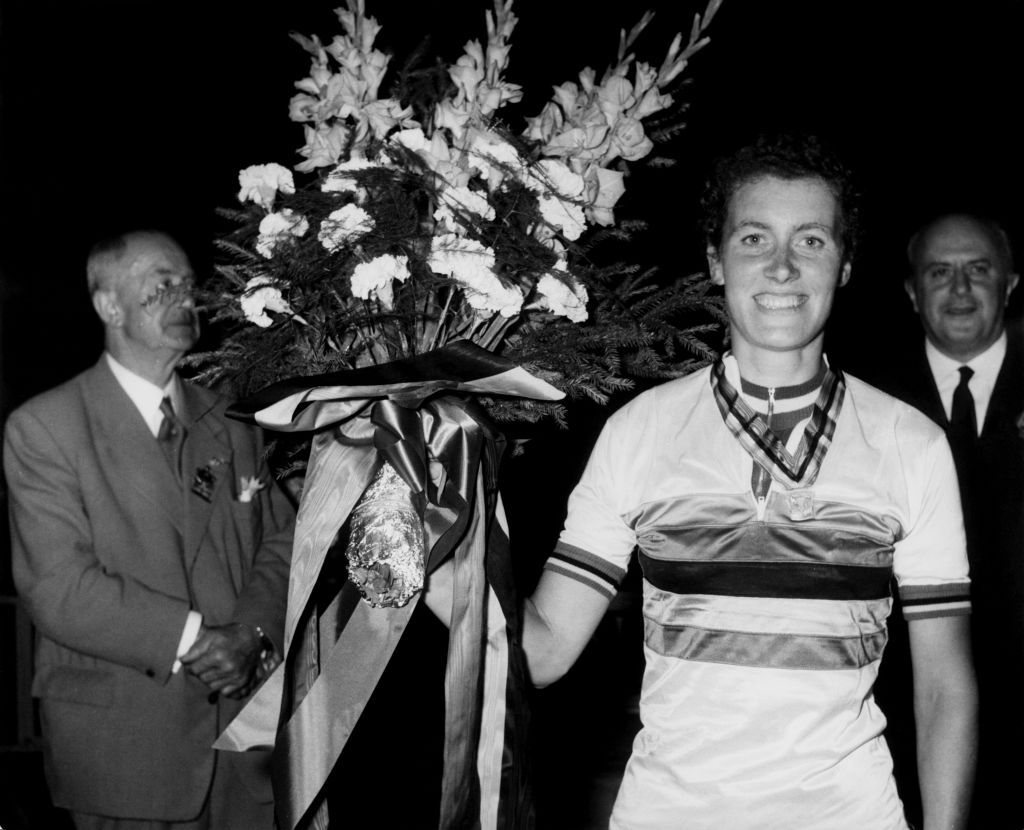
[215,341,557,830]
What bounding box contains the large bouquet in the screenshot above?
[204,3,725,829]
[191,0,724,429]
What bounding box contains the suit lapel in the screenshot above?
[179,383,233,572]
[983,331,1024,438]
[85,360,185,533]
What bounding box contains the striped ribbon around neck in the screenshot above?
[710,359,845,490]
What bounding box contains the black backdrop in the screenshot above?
[2,0,1022,408]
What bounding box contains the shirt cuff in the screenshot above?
[171,611,203,674]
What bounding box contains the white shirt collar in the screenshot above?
[105,353,182,437]
[924,331,1007,432]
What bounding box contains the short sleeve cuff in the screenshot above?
[543,541,627,600]
[900,582,971,621]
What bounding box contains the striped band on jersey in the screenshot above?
[644,619,889,670]
[900,582,971,620]
[544,542,627,599]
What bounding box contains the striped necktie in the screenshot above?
[157,396,186,481]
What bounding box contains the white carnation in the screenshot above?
[255,209,309,258]
[464,281,524,318]
[238,163,295,210]
[537,194,587,241]
[318,204,375,253]
[350,254,410,310]
[536,272,589,323]
[433,185,495,231]
[427,233,496,284]
[240,276,297,328]
[428,233,522,318]
[321,157,380,198]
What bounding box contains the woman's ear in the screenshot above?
[707,245,724,286]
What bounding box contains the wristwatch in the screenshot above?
[253,625,279,676]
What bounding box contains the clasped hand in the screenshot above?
[179,623,269,699]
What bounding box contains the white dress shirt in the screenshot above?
[105,353,202,672]
[924,331,1007,436]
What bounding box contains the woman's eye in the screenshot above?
[740,234,763,246]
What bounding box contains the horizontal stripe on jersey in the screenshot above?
[638,555,892,601]
[644,619,887,670]
[641,590,892,670]
[628,493,903,556]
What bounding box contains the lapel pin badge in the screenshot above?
[191,457,227,503]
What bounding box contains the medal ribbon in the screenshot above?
[710,359,845,490]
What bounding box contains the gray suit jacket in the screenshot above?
[3,358,294,820]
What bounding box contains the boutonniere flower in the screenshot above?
[192,457,228,503]
[238,475,267,503]
[1016,409,1024,440]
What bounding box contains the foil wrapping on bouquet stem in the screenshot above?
[345,462,425,608]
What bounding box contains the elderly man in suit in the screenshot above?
[870,212,1022,829]
[3,230,295,829]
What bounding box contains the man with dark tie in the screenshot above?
[3,230,295,829]
[869,212,1022,829]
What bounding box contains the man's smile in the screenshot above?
[942,303,979,315]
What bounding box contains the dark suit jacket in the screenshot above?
[861,329,1024,829]
[3,358,295,821]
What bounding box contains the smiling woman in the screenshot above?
[710,176,850,375]
[496,131,977,829]
[702,135,856,385]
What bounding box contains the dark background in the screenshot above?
[2,0,1023,410]
[0,0,1021,826]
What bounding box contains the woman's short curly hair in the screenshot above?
[700,133,861,261]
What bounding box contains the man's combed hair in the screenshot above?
[700,132,861,260]
[85,233,131,294]
[85,229,173,294]
[906,212,1016,273]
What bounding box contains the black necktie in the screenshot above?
[157,396,186,481]
[949,366,977,442]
